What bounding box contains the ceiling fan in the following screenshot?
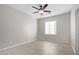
[32,4,51,15]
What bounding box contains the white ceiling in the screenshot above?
[8,4,75,19]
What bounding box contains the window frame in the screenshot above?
[45,20,56,35]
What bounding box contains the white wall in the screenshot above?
[37,12,71,44]
[75,8,79,54]
[70,7,76,54]
[0,5,37,49]
[71,5,79,54]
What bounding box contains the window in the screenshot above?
[45,20,56,35]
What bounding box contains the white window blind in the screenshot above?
[45,21,56,35]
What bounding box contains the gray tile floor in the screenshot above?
[0,40,74,55]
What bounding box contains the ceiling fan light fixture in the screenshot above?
[39,10,43,14]
[32,4,51,15]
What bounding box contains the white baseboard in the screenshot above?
[0,39,37,51]
[71,45,76,55]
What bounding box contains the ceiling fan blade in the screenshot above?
[40,13,43,15]
[32,6,40,10]
[42,4,48,10]
[44,10,51,13]
[33,11,39,14]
